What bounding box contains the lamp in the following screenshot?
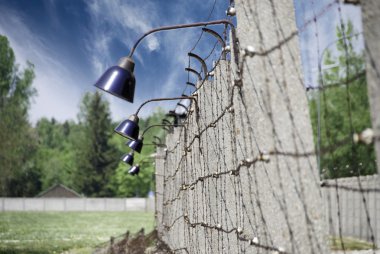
[94,20,236,103]
[94,57,136,102]
[128,164,140,175]
[115,96,195,140]
[127,124,184,153]
[127,156,157,176]
[114,114,140,140]
[127,138,144,153]
[121,152,134,165]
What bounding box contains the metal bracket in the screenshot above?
[188,52,208,78]
[185,67,202,81]
[202,28,227,60]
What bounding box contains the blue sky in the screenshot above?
[294,0,364,88]
[0,0,363,124]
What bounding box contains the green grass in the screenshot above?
[0,211,154,254]
[330,236,376,251]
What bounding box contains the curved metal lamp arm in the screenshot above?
[135,96,195,115]
[153,136,162,142]
[135,158,152,164]
[163,126,171,132]
[162,119,172,125]
[141,124,185,137]
[186,82,196,87]
[202,28,227,60]
[185,67,202,81]
[188,52,208,78]
[167,110,187,119]
[128,19,235,57]
[152,141,166,147]
[177,103,188,111]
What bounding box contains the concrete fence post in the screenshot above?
[232,0,328,252]
[361,0,380,174]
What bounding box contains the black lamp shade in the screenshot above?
[128,165,140,175]
[94,57,136,103]
[127,138,144,153]
[94,66,135,103]
[115,118,139,140]
[121,152,134,165]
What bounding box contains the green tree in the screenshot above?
[309,21,376,178]
[0,35,40,196]
[34,118,77,190]
[73,91,119,197]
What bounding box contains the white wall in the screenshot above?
[0,197,155,212]
[323,175,380,246]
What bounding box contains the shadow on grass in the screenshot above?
[331,236,377,251]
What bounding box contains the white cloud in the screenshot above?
[146,37,160,52]
[85,0,162,76]
[0,6,84,124]
[90,35,112,75]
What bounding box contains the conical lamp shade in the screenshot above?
[94,57,136,103]
[94,67,135,102]
[115,116,139,140]
[128,165,140,175]
[127,138,144,153]
[121,152,134,165]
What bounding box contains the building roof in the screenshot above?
[36,184,82,198]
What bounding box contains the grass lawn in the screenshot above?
[330,236,376,251]
[0,211,154,254]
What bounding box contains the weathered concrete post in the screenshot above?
[361,0,380,174]
[232,0,329,253]
[155,146,167,236]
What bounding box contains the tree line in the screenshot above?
[0,35,165,197]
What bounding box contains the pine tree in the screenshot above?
[74,91,119,196]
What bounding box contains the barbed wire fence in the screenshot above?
[153,0,380,253]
